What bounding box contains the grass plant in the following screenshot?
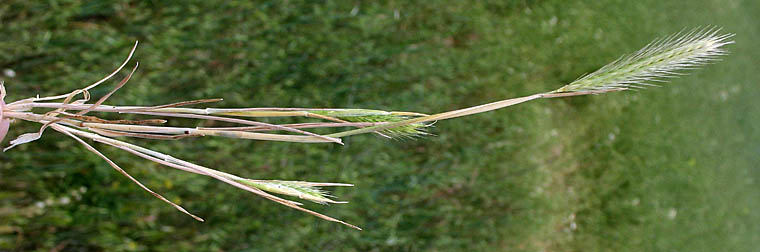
[0,28,733,230]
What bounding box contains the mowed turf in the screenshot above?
[0,0,757,251]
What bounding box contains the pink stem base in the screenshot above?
[0,98,9,144]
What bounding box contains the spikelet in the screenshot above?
[310,109,430,139]
[238,179,351,204]
[554,27,734,93]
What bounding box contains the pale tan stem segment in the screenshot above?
[53,124,361,230]
[197,122,383,131]
[4,112,337,143]
[11,103,342,144]
[323,89,625,138]
[327,94,543,138]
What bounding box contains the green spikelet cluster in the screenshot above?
[238,179,348,204]
[554,28,734,93]
[311,109,429,138]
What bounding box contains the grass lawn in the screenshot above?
[1,0,758,251]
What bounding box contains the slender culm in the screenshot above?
[0,27,734,230]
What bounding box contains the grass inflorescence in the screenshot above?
[238,180,351,205]
[0,28,733,230]
[310,110,431,139]
[554,27,734,93]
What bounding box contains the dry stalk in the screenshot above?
[0,28,733,230]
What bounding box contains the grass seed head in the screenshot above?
[338,114,430,139]
[554,27,734,93]
[239,179,349,204]
[310,109,430,138]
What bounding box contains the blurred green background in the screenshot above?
[1,0,758,251]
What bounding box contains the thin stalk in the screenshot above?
[12,103,342,144]
[197,122,384,132]
[6,111,336,143]
[52,124,360,229]
[0,28,734,230]
[326,94,544,138]
[49,124,205,222]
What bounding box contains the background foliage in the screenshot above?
[1,0,758,251]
